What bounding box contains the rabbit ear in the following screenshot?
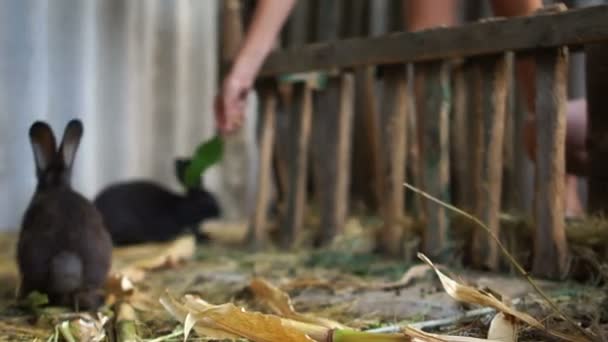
[58,119,83,170]
[29,121,57,174]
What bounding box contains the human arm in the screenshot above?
[216,0,297,135]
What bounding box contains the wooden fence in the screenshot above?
[233,3,608,279]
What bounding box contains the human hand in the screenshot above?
[215,74,251,135]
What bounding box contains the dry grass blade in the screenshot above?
[250,277,349,329]
[404,182,595,342]
[487,313,517,342]
[160,291,327,342]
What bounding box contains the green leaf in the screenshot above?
[182,135,224,189]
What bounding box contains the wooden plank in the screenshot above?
[282,83,313,248]
[260,5,608,77]
[312,74,355,246]
[272,84,293,220]
[511,87,530,215]
[406,64,423,217]
[532,47,569,279]
[348,0,383,213]
[502,54,515,211]
[360,66,384,211]
[248,83,277,248]
[585,43,608,215]
[471,54,509,271]
[418,61,451,260]
[274,0,313,232]
[377,64,408,257]
[450,63,470,209]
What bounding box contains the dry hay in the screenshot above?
[0,217,605,341]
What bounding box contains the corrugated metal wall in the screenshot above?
[0,0,260,230]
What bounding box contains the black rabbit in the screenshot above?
[93,159,221,246]
[17,119,113,311]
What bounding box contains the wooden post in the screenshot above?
[471,54,509,271]
[585,43,608,215]
[352,66,384,212]
[532,47,569,279]
[350,0,384,212]
[248,81,278,248]
[271,0,312,234]
[312,74,355,246]
[282,82,313,248]
[450,63,470,209]
[377,64,408,257]
[406,64,423,217]
[418,61,451,260]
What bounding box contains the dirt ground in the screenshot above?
[0,218,606,341]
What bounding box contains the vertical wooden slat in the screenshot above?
[418,61,451,260]
[282,83,313,248]
[272,85,292,219]
[471,54,509,271]
[313,74,355,246]
[350,0,383,212]
[377,64,408,257]
[533,47,569,279]
[450,63,470,209]
[585,43,608,215]
[406,64,423,216]
[273,0,313,233]
[248,82,277,248]
[310,0,353,245]
[362,66,384,212]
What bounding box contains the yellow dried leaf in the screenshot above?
[487,313,517,342]
[160,292,325,342]
[160,293,241,340]
[250,277,349,329]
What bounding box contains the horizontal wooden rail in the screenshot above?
[259,4,608,77]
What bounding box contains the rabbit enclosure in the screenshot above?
[247,1,608,278]
[2,1,608,341]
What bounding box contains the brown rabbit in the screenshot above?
[17,119,112,311]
